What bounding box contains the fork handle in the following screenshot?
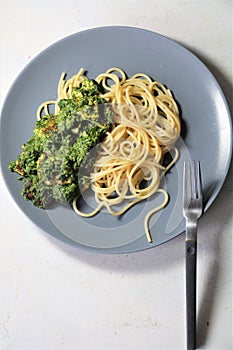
[186,238,197,350]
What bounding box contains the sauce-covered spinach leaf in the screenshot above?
[9,79,112,208]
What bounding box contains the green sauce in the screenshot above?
[9,78,112,208]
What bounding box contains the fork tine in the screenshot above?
[183,161,187,204]
[196,161,202,199]
[183,160,191,201]
[191,160,202,200]
[191,161,196,200]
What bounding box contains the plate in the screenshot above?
[0,26,232,253]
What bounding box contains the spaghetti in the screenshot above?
[72,68,181,243]
[37,68,85,120]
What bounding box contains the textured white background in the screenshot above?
[0,1,232,349]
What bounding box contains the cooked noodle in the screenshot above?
[73,68,180,243]
[37,68,84,120]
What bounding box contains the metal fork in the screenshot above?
[183,160,203,350]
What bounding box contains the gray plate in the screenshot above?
[0,26,232,253]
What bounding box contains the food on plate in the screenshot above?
[9,68,180,242]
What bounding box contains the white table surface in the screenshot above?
[0,1,232,349]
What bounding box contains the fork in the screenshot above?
[183,160,203,350]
